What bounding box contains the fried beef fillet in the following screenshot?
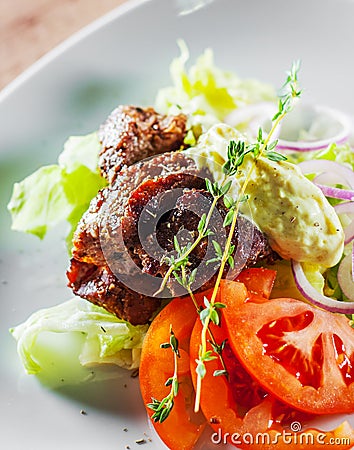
[67,105,277,325]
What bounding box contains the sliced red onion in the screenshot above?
[334,202,354,245]
[315,184,354,201]
[291,260,354,314]
[276,105,351,152]
[344,221,354,245]
[225,102,278,138]
[298,160,354,189]
[277,137,348,152]
[337,253,354,300]
[334,202,354,215]
[314,172,349,187]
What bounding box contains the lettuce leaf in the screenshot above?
[10,298,148,384]
[7,132,106,245]
[155,40,276,136]
[286,142,354,168]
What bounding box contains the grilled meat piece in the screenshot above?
[98,105,187,184]
[68,104,278,325]
[69,105,191,324]
[122,188,278,296]
[71,152,202,266]
[67,259,161,325]
[68,150,206,324]
[121,172,207,276]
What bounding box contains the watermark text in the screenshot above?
[211,422,351,446]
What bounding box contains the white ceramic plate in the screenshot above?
[1,0,354,448]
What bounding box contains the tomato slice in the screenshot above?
[236,267,276,299]
[220,279,354,415]
[139,295,205,450]
[189,280,354,449]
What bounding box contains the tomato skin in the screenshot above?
[140,270,354,450]
[189,279,354,449]
[139,296,205,450]
[220,280,354,415]
[236,267,276,299]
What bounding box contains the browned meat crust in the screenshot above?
[68,105,199,324]
[68,159,209,324]
[98,105,187,184]
[67,259,161,325]
[122,188,278,296]
[121,172,207,275]
[71,151,202,266]
[67,105,278,325]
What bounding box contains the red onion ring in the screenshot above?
[225,102,277,138]
[314,172,350,187]
[334,202,354,245]
[291,260,354,314]
[298,160,354,189]
[276,106,351,152]
[337,253,354,300]
[315,184,354,201]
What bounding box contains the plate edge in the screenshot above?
[0,0,153,104]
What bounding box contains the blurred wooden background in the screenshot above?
[0,0,126,90]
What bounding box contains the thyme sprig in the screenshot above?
[153,190,221,297]
[193,61,302,412]
[168,217,230,400]
[147,326,180,423]
[149,61,302,419]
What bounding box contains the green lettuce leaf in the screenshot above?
[286,142,354,168]
[58,133,103,173]
[10,298,148,384]
[7,132,106,245]
[155,40,276,136]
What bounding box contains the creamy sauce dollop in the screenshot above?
[186,124,344,267]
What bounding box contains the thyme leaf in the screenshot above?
[193,60,302,413]
[149,61,302,419]
[147,326,180,423]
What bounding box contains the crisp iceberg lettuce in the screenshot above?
[10,297,148,384]
[155,40,276,138]
[7,133,149,382]
[286,142,354,169]
[7,132,107,246]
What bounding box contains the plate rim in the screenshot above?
[1,1,353,447]
[0,0,152,103]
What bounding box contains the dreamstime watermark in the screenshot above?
[211,422,352,446]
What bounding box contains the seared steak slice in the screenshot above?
[121,172,207,275]
[122,188,278,296]
[68,155,277,324]
[67,259,161,325]
[68,152,206,324]
[67,104,277,325]
[71,152,201,266]
[98,105,187,184]
[68,106,192,324]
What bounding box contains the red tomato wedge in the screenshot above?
[189,279,354,449]
[139,295,205,450]
[220,279,354,415]
[236,267,276,299]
